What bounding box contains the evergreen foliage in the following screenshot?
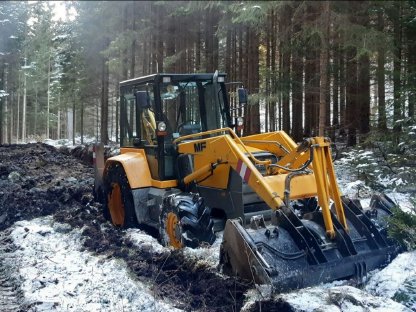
[1,1,416,145]
[388,202,416,251]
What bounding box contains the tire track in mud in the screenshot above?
[0,231,24,312]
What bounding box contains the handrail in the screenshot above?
[241,139,290,154]
[173,127,271,166]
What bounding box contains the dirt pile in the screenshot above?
[0,143,94,231]
[0,143,251,311]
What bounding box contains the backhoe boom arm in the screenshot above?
[176,128,347,237]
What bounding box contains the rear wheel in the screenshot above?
[160,193,216,248]
[103,163,138,228]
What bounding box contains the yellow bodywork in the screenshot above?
[106,127,348,239]
[104,148,177,189]
[176,128,347,238]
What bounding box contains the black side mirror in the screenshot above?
[136,91,151,109]
[238,88,248,106]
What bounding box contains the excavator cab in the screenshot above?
[119,73,233,180]
[98,72,399,293]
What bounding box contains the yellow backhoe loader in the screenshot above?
[94,72,399,292]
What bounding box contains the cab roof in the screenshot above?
[120,73,226,88]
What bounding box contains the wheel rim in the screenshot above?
[108,183,125,226]
[166,212,182,248]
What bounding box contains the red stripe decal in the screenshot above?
[236,159,242,173]
[243,167,251,183]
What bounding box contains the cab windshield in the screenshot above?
[160,79,227,136]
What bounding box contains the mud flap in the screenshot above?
[220,219,270,284]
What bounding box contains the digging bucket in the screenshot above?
[219,194,400,292]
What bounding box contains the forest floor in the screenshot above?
[0,142,415,311]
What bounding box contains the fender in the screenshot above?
[104,148,152,189]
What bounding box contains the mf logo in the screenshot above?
[194,141,207,153]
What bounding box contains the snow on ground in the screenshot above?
[182,232,223,269]
[44,136,98,149]
[8,216,183,312]
[278,285,410,312]
[366,251,416,310]
[125,228,169,255]
[241,282,411,312]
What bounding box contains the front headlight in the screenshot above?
[236,117,244,127]
[157,121,167,132]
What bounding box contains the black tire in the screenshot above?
[160,193,216,248]
[103,163,138,228]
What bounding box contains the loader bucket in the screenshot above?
[220,194,400,292]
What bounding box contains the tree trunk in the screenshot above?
[0,63,3,144]
[100,56,109,144]
[346,46,358,146]
[281,4,292,134]
[72,100,75,145]
[16,72,20,143]
[34,86,38,136]
[265,13,271,132]
[278,48,282,130]
[165,14,175,72]
[121,5,128,79]
[205,13,213,72]
[406,13,416,118]
[249,27,260,134]
[332,37,339,128]
[80,100,84,144]
[377,10,387,130]
[4,63,9,143]
[195,18,201,71]
[22,57,27,142]
[393,1,402,133]
[358,51,370,137]
[358,5,370,140]
[291,25,303,142]
[155,5,163,72]
[46,53,51,139]
[270,9,276,132]
[319,1,330,137]
[244,27,251,132]
[130,3,137,76]
[339,45,346,135]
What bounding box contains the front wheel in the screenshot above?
[103,163,138,228]
[160,193,216,248]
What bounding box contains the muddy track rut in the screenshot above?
[0,231,24,311]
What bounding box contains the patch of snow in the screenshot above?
[366,251,416,299]
[242,284,409,312]
[44,136,98,148]
[8,217,183,311]
[282,285,408,312]
[385,192,413,213]
[182,232,223,269]
[125,228,168,255]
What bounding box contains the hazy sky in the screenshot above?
[52,1,77,22]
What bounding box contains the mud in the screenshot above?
[0,230,24,312]
[0,143,251,311]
